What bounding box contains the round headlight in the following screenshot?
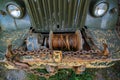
[93,2,108,17]
[6,3,24,18]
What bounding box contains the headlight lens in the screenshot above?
[6,4,24,18]
[94,2,108,17]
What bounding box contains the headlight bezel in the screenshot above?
[92,2,109,17]
[6,2,25,19]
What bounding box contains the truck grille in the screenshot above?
[24,0,90,32]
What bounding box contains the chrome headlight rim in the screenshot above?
[92,2,109,17]
[6,2,25,19]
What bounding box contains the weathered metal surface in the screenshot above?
[4,44,113,77]
[0,0,30,31]
[24,0,90,32]
[85,0,118,29]
[116,0,120,38]
[5,43,111,68]
[26,33,39,51]
[87,29,120,59]
[0,29,29,60]
[49,30,83,51]
[0,0,120,78]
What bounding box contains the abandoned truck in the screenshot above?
[0,0,120,78]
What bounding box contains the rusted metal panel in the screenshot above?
[88,29,120,59]
[0,0,119,78]
[0,29,29,60]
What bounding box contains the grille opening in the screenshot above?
[57,25,60,29]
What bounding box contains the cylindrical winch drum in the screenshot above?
[49,30,83,51]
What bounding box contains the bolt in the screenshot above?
[0,10,6,15]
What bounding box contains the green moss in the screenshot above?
[27,69,94,80]
[27,73,46,80]
[21,61,120,80]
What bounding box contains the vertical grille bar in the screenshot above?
[72,0,78,27]
[76,0,84,27]
[48,0,52,21]
[24,0,90,32]
[63,0,68,27]
[24,0,36,27]
[80,0,90,28]
[42,0,49,28]
[47,0,53,29]
[30,0,40,27]
[58,0,63,27]
[53,0,58,26]
[68,0,73,27]
[36,0,44,28]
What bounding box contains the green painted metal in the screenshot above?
[24,0,90,32]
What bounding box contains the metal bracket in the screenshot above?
[53,51,62,63]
